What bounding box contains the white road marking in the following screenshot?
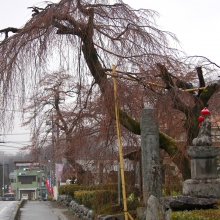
[0,201,15,216]
[0,206,7,215]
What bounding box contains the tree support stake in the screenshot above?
[112,65,133,220]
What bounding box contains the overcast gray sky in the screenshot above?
[126,0,220,62]
[0,0,219,153]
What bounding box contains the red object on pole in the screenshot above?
[198,116,205,123]
[200,107,210,115]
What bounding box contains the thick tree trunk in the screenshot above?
[81,37,192,179]
[159,132,191,180]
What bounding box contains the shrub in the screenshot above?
[58,184,81,197]
[93,190,118,209]
[127,198,142,210]
[58,183,119,198]
[58,183,139,215]
[74,189,118,211]
[81,183,118,191]
[73,190,84,204]
[162,177,182,196]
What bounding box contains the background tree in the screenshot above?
[24,70,141,181]
[22,72,98,165]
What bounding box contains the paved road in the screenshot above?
[19,201,68,220]
[0,201,18,220]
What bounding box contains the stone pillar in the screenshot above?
[141,107,161,206]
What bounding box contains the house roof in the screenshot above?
[123,148,140,160]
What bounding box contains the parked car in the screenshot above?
[2,193,15,201]
[21,194,28,200]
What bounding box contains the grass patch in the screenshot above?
[62,210,79,220]
[171,201,220,220]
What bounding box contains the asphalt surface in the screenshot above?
[0,201,18,220]
[19,201,69,220]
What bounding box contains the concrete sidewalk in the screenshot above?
[19,201,69,220]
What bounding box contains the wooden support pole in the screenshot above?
[106,71,206,92]
[112,65,133,220]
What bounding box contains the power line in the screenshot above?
[0,108,34,113]
[0,94,33,101]
[1,142,29,145]
[0,133,31,135]
[0,144,25,148]
[0,108,23,112]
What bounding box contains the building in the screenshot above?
[9,161,47,200]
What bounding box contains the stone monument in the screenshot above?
[140,107,171,219]
[140,107,161,206]
[183,107,220,198]
[160,107,218,211]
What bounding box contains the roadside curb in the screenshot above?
[10,199,26,220]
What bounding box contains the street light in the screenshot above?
[45,116,56,189]
[0,138,6,195]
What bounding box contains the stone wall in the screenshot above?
[57,195,93,219]
[57,195,124,220]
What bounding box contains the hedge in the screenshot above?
[74,189,118,210]
[58,183,118,198]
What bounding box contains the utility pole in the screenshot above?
[37,170,42,201]
[2,152,4,196]
[51,112,55,189]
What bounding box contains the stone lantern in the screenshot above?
[183,107,220,198]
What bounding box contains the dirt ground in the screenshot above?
[49,200,80,220]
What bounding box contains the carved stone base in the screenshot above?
[183,179,220,198]
[191,158,217,179]
[187,146,220,158]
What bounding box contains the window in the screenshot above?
[18,176,36,184]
